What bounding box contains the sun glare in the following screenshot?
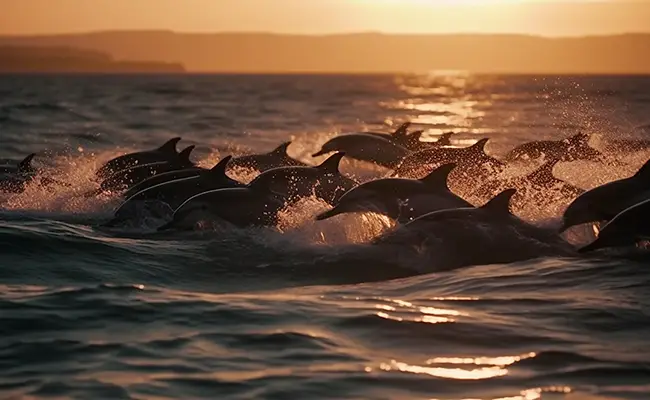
[362,0,542,6]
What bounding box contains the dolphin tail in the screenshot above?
[481,188,516,214]
[18,153,36,173]
[419,163,456,190]
[157,137,182,154]
[317,152,346,174]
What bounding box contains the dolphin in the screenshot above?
[505,133,603,163]
[312,135,411,168]
[361,122,430,151]
[157,187,285,231]
[0,153,36,175]
[393,138,504,178]
[121,166,207,200]
[361,122,412,142]
[473,158,584,200]
[560,158,650,232]
[372,189,574,267]
[97,145,196,193]
[579,198,650,253]
[105,156,244,226]
[247,152,357,204]
[95,137,182,179]
[228,141,307,172]
[315,163,472,223]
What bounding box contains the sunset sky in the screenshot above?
[2,0,650,37]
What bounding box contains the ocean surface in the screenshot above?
[1,73,650,400]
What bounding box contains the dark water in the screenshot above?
[1,74,650,399]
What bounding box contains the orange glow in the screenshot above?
[1,0,648,74]
[1,0,647,37]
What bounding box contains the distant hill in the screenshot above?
[0,31,649,74]
[0,45,184,73]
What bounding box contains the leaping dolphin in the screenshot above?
[315,163,471,223]
[105,156,244,227]
[312,135,411,168]
[247,152,357,204]
[579,197,650,253]
[96,137,182,179]
[393,138,504,178]
[560,158,650,232]
[97,145,197,193]
[228,141,307,172]
[505,133,603,163]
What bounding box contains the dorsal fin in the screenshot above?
[468,138,490,154]
[270,141,291,156]
[437,132,454,146]
[393,122,411,138]
[526,158,561,185]
[178,145,195,163]
[157,137,181,154]
[481,189,516,214]
[634,158,650,180]
[317,152,345,174]
[419,163,455,190]
[409,130,424,141]
[209,155,232,176]
[18,153,36,172]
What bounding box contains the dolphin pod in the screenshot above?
[4,121,648,258]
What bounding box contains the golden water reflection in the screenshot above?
[373,297,467,324]
[379,360,508,380]
[428,353,536,366]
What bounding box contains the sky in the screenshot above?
[2,0,650,37]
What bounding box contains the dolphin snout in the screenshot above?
[312,149,328,158]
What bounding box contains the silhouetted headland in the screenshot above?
[1,31,649,74]
[0,45,185,73]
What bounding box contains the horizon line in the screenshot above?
[2,29,650,40]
